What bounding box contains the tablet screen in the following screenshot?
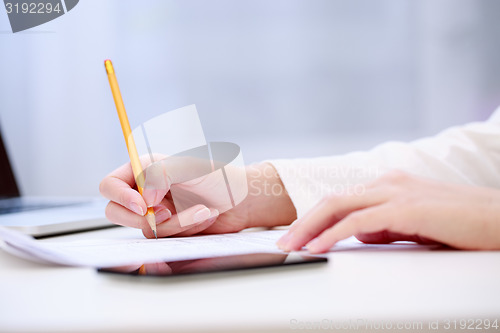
[97,252,327,277]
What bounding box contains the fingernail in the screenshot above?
[205,209,219,224]
[209,209,219,218]
[193,207,211,224]
[130,202,144,216]
[155,207,172,225]
[290,219,301,228]
[276,232,293,248]
[306,238,321,252]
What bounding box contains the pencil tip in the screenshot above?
[144,213,157,237]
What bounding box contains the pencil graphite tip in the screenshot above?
[145,213,157,239]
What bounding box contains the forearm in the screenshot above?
[370,115,500,187]
[244,163,297,228]
[268,110,500,218]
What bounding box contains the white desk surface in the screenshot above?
[1,227,499,333]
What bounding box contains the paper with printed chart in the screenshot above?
[0,226,438,267]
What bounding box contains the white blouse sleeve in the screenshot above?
[268,108,500,218]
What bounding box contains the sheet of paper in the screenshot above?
[0,226,437,268]
[0,227,289,267]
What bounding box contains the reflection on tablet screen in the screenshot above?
[97,252,327,277]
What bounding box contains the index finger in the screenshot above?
[99,162,147,216]
[277,189,387,252]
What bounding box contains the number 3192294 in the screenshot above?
[443,319,499,330]
[5,2,62,14]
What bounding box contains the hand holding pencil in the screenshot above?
[102,60,221,239]
[104,59,158,238]
[100,60,264,239]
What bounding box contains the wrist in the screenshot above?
[244,163,297,229]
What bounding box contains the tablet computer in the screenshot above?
[97,252,327,277]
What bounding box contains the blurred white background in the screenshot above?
[1,0,500,196]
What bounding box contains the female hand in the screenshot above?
[277,171,500,252]
[99,162,296,238]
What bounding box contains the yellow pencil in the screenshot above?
[104,59,157,239]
